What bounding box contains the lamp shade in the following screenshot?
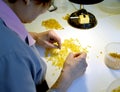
[69,0,104,4]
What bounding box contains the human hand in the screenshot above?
[63,52,87,80]
[51,52,87,92]
[30,31,61,49]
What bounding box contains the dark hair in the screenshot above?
[8,0,16,3]
[34,0,52,5]
[8,0,51,5]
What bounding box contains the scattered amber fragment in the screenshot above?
[41,18,63,30]
[109,52,120,59]
[45,38,89,68]
[112,86,120,92]
[62,14,70,20]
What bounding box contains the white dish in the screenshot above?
[106,79,120,92]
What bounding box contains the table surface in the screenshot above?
[25,1,120,92]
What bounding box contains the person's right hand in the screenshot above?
[51,52,87,92]
[63,52,87,81]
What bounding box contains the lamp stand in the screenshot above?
[68,4,97,29]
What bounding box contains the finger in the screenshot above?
[57,40,61,49]
[65,52,74,62]
[49,37,61,49]
[73,52,87,65]
[44,41,59,48]
[49,31,61,49]
[49,38,61,49]
[73,52,81,58]
[75,52,87,59]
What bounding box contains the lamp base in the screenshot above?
[68,9,97,29]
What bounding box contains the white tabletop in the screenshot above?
[25,1,120,92]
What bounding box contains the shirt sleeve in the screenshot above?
[0,50,39,92]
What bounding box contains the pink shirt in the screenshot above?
[0,0,35,46]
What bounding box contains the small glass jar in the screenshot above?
[104,42,120,70]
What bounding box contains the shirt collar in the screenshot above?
[0,0,35,46]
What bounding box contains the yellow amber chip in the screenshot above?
[109,52,120,59]
[41,18,63,30]
[112,86,120,92]
[45,38,88,68]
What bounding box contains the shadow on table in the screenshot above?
[108,68,120,78]
[67,75,88,92]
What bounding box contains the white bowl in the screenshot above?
[106,79,120,92]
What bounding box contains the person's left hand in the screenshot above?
[30,31,61,49]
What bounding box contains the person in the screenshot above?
[0,0,88,92]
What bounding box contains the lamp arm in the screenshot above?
[80,4,84,9]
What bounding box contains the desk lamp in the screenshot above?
[68,0,104,29]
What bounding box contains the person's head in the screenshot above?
[4,0,52,23]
